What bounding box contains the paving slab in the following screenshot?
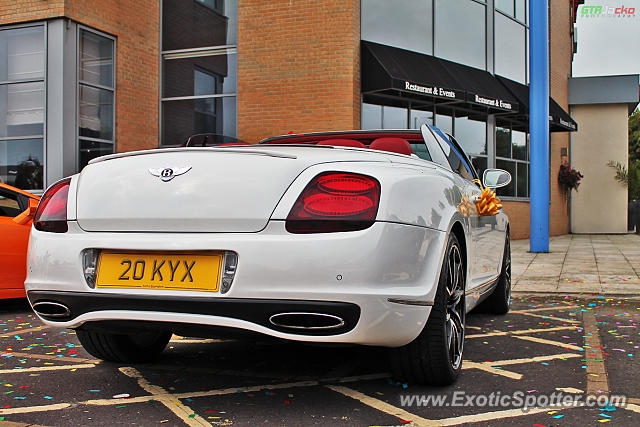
[512,234,640,296]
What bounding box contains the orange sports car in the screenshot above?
[0,183,39,299]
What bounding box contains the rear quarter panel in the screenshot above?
[271,161,465,233]
[271,160,470,302]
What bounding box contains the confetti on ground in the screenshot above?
[113,393,130,398]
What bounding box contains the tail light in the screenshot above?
[286,172,380,233]
[34,178,71,233]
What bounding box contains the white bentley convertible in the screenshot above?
[25,124,511,385]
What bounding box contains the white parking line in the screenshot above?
[513,335,583,351]
[621,403,640,414]
[119,367,211,427]
[466,325,577,338]
[491,353,581,366]
[0,373,391,417]
[326,385,440,427]
[510,311,580,323]
[460,353,581,381]
[0,363,96,374]
[1,351,95,363]
[462,362,523,380]
[513,306,579,313]
[0,325,51,338]
[437,405,573,425]
[0,350,587,424]
[169,335,227,344]
[0,403,72,415]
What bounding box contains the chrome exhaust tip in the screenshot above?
[32,301,71,319]
[268,312,345,330]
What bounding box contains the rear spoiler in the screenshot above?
[88,147,297,165]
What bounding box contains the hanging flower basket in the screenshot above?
[558,164,584,194]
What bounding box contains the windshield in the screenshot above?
[260,132,433,160]
[183,134,249,147]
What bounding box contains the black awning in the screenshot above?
[362,41,465,104]
[361,41,517,114]
[438,57,518,113]
[550,97,578,131]
[496,76,578,132]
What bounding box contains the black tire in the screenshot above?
[76,328,172,363]
[388,233,466,386]
[479,230,511,315]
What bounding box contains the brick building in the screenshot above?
[0,0,581,239]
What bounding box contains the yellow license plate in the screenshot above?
[96,251,222,292]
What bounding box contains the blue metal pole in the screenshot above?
[529,0,550,253]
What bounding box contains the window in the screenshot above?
[454,116,486,155]
[495,126,529,198]
[496,0,527,23]
[471,156,488,180]
[162,0,237,145]
[361,0,433,55]
[410,141,433,161]
[410,109,433,129]
[164,0,237,50]
[0,189,22,217]
[195,0,225,14]
[435,114,452,135]
[0,25,45,190]
[362,103,382,129]
[495,0,514,17]
[515,0,527,23]
[433,129,475,181]
[382,106,408,129]
[78,29,115,170]
[361,104,409,130]
[435,0,486,70]
[495,13,526,83]
[454,115,486,179]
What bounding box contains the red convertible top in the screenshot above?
[260,129,423,146]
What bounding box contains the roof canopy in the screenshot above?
[361,41,577,132]
[568,74,640,114]
[497,76,578,132]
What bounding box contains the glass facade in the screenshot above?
[410,109,434,129]
[361,0,433,55]
[495,12,527,83]
[434,0,486,70]
[435,114,452,135]
[78,28,116,170]
[495,126,529,198]
[454,116,486,156]
[161,0,238,145]
[361,0,531,199]
[496,0,528,23]
[454,116,487,178]
[0,25,45,190]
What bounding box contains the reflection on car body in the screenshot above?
[25,125,512,385]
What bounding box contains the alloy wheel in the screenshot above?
[504,234,511,304]
[445,243,465,370]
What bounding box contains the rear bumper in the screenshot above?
[27,290,360,336]
[25,220,445,346]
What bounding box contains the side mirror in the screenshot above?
[12,198,39,225]
[482,169,512,189]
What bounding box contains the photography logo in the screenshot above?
[581,4,636,17]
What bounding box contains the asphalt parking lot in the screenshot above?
[1,296,639,426]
